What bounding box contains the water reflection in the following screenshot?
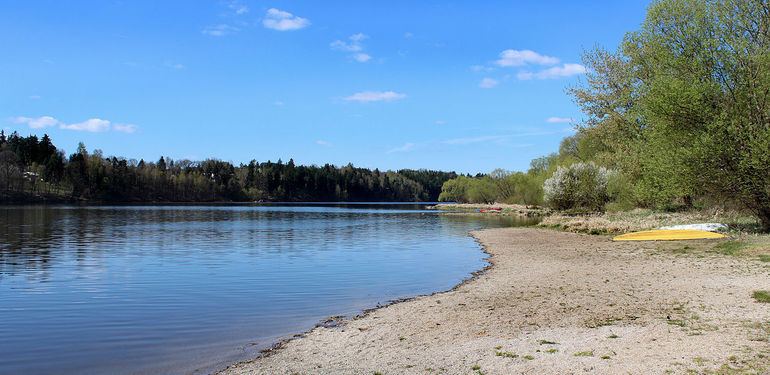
[0,205,534,374]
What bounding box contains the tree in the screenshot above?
[571,0,770,229]
[438,175,472,202]
[0,150,21,192]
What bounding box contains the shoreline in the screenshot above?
[218,230,498,370]
[220,228,769,374]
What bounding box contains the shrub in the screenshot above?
[438,175,472,202]
[543,162,614,211]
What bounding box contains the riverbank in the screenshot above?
[220,227,769,374]
[430,203,550,217]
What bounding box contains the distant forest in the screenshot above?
[0,131,457,203]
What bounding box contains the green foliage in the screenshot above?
[605,171,635,211]
[0,131,456,203]
[570,0,770,230]
[438,175,472,202]
[466,177,498,204]
[438,171,545,205]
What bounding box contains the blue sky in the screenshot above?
[1,1,649,174]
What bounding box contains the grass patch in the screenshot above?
[758,255,770,262]
[538,340,558,345]
[667,319,687,327]
[608,334,620,339]
[693,357,709,366]
[545,349,559,354]
[522,355,535,360]
[752,290,770,303]
[714,241,748,256]
[573,350,594,357]
[495,351,517,358]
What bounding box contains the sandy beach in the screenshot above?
[221,228,769,374]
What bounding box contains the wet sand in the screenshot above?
[220,228,769,374]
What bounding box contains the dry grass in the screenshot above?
[538,208,759,235]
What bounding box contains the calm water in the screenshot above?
[0,204,536,374]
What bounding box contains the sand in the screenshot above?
[220,228,769,374]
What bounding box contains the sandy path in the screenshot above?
[220,228,769,374]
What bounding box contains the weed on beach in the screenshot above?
[752,291,770,303]
[495,351,517,358]
[574,350,594,357]
[714,241,747,256]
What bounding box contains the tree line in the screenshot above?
[0,130,457,203]
[440,0,770,230]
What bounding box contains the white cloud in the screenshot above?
[60,118,111,132]
[495,49,560,67]
[435,120,446,125]
[29,95,41,99]
[330,40,362,51]
[546,116,573,123]
[316,140,332,147]
[165,61,185,69]
[263,8,310,31]
[517,63,586,80]
[404,32,414,38]
[470,65,495,72]
[331,33,372,62]
[479,77,499,88]
[11,116,60,129]
[442,135,508,145]
[343,91,406,103]
[202,24,239,37]
[228,1,248,14]
[11,115,138,133]
[274,101,284,106]
[113,123,138,133]
[442,130,570,146]
[353,53,372,62]
[387,142,414,153]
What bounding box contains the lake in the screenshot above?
[0,204,537,374]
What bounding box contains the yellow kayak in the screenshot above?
[613,229,727,241]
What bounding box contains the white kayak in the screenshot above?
[659,223,728,232]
